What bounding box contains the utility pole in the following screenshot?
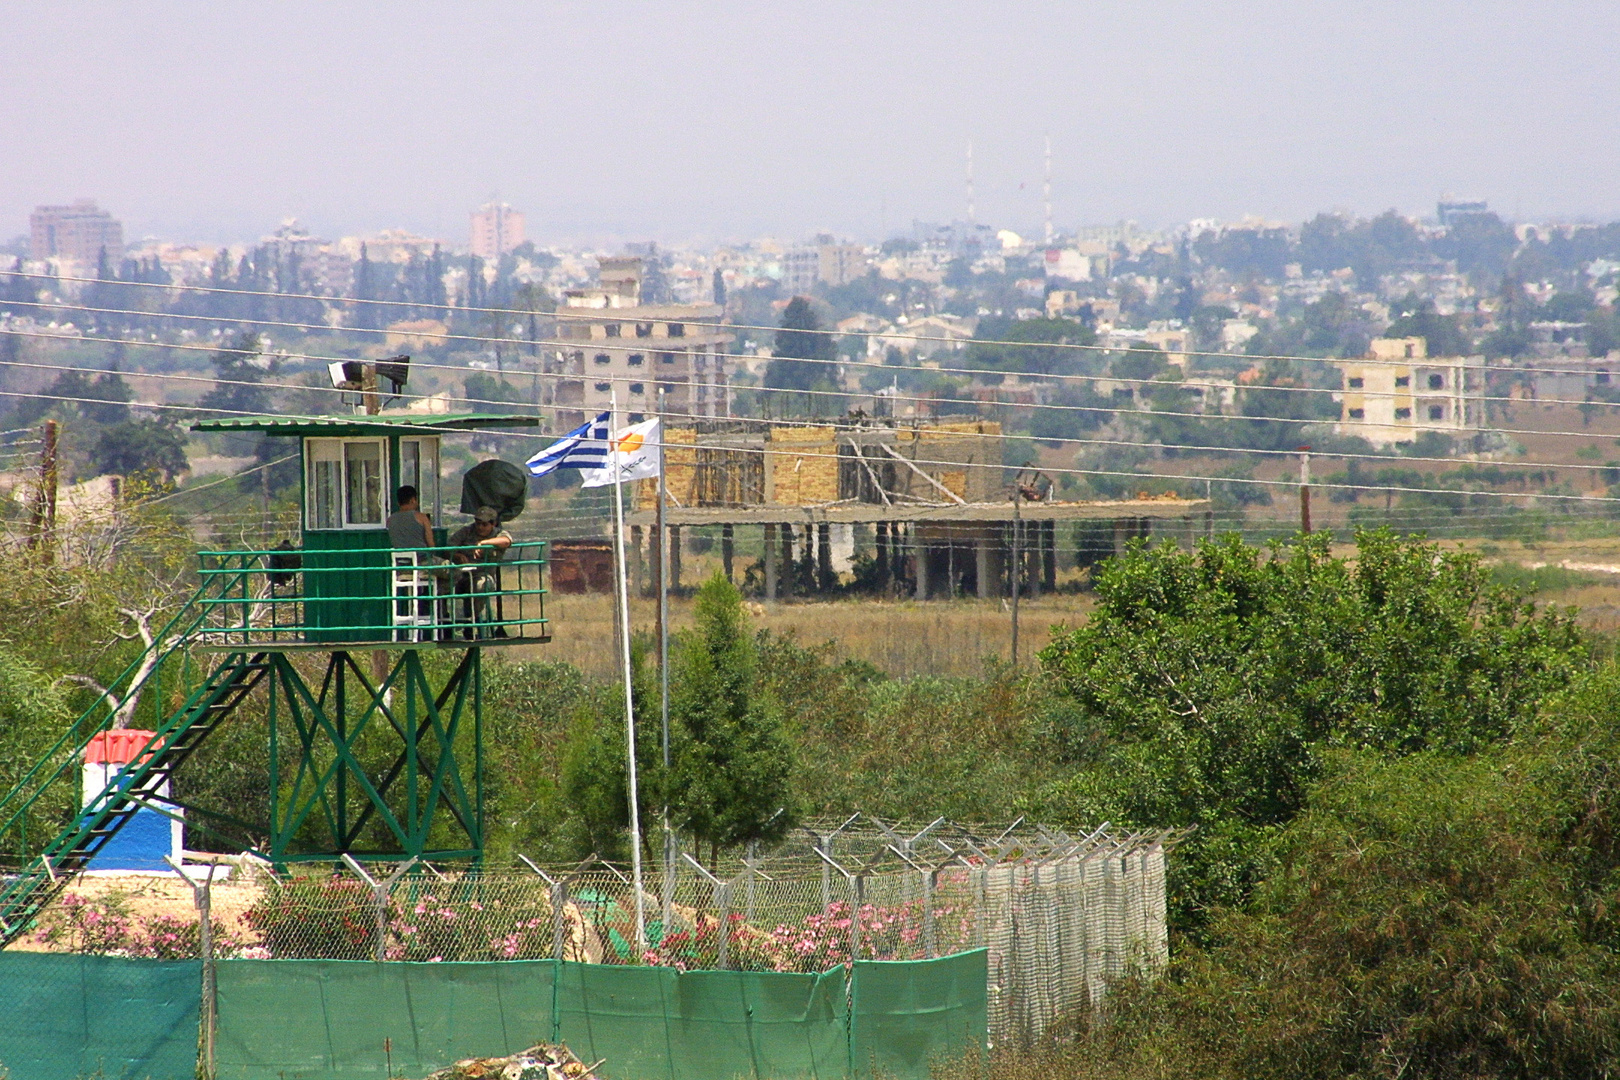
[28,419,58,562]
[1298,445,1312,535]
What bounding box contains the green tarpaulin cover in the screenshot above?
[0,953,200,1080]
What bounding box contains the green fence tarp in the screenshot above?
[851,952,988,1080]
[0,952,200,1080]
[554,962,849,1080]
[214,959,558,1079]
[215,953,987,1080]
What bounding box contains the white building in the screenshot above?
[1334,337,1486,447]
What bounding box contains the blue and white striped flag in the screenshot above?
[525,411,612,477]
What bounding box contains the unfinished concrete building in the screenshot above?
[625,417,1209,600]
[546,256,733,429]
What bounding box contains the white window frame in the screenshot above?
[399,436,442,525]
[305,436,392,531]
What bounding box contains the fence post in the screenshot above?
[923,868,936,959]
[342,855,416,962]
[662,829,677,940]
[819,833,831,911]
[744,840,758,924]
[166,857,219,1080]
[851,875,864,962]
[518,855,569,962]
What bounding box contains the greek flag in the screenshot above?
[525,411,612,477]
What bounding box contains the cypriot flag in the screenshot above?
[580,417,663,488]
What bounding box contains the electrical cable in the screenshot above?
[4,324,1620,461]
[3,382,1611,507]
[5,267,1614,381]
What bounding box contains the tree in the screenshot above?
[1385,293,1472,356]
[1035,529,1584,933]
[1033,687,1620,1079]
[966,316,1098,375]
[196,332,273,416]
[558,642,663,861]
[667,574,797,863]
[91,419,188,481]
[765,297,835,397]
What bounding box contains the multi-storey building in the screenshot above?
[547,257,732,428]
[469,202,525,262]
[30,200,123,267]
[1334,337,1486,447]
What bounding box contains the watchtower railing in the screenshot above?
[195,541,549,647]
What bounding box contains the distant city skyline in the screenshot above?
[2,1,1617,247]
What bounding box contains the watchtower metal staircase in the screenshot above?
[0,535,547,948]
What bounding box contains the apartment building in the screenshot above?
[1335,337,1486,447]
[470,202,525,262]
[29,200,123,266]
[548,257,733,428]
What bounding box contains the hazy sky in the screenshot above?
[3,1,1617,247]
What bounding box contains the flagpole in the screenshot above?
[608,391,648,956]
[656,387,674,933]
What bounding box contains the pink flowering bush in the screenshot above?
[245,876,557,961]
[36,892,243,959]
[768,899,975,972]
[641,912,785,972]
[387,890,553,962]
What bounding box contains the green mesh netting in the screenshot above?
[213,952,987,1080]
[0,953,200,1080]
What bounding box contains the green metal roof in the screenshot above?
[191,413,543,437]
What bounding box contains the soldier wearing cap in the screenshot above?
[447,506,513,637]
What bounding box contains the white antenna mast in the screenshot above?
[1043,133,1054,246]
[966,140,975,226]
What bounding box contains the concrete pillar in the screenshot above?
[1024,526,1040,600]
[976,531,993,599]
[722,523,735,581]
[764,523,778,600]
[915,531,930,601]
[876,523,890,589]
[1113,517,1129,557]
[669,526,682,592]
[817,522,833,592]
[1042,520,1057,593]
[780,524,794,598]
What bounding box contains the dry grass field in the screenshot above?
[515,524,1620,682]
[518,590,1096,679]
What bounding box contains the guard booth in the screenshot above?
[0,414,557,942]
[192,414,549,647]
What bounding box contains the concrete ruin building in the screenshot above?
[624,417,1208,600]
[546,256,732,429]
[1334,337,1486,448]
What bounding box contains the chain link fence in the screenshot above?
[23,816,1180,1047]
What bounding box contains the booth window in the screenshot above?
[306,437,389,529]
[344,441,385,526]
[400,437,441,522]
[306,441,343,530]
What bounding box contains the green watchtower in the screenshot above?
[0,413,547,946]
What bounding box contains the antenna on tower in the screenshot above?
[1043,134,1054,246]
[966,140,975,227]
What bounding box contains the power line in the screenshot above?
[5,384,1615,507]
[5,348,1620,483]
[5,319,1620,454]
[3,267,1616,380]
